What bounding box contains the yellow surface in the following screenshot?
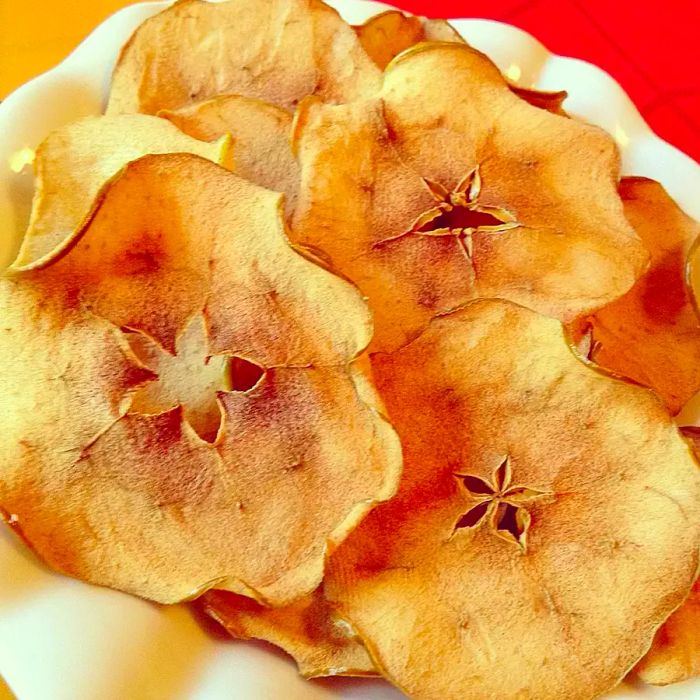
[0,0,141,97]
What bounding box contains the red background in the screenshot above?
[389,0,700,163]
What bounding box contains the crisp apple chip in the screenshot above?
[355,11,567,114]
[324,299,700,699]
[637,579,700,687]
[107,0,381,116]
[292,43,645,352]
[0,154,401,605]
[11,114,231,270]
[568,178,700,414]
[635,426,700,686]
[354,10,462,70]
[201,588,376,678]
[160,95,299,215]
[509,84,568,115]
[354,10,424,69]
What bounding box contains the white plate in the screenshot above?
[1,2,699,698]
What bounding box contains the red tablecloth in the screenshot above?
[389,0,700,163]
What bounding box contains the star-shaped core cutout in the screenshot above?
[380,167,519,261]
[125,316,265,443]
[453,456,549,551]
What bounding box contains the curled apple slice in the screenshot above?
[107,0,380,115]
[11,114,231,270]
[201,588,376,678]
[568,177,700,414]
[292,43,646,352]
[325,299,700,699]
[355,10,568,114]
[161,95,299,215]
[0,154,401,605]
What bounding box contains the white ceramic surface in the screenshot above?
[1,1,699,698]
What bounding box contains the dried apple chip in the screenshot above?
[636,426,700,686]
[568,178,700,414]
[11,114,231,270]
[292,43,645,352]
[509,84,568,115]
[324,299,700,700]
[201,588,376,678]
[0,154,401,605]
[354,10,423,69]
[107,0,381,116]
[354,11,462,70]
[355,11,567,114]
[160,95,299,214]
[637,575,700,686]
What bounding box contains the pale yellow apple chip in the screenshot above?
[635,426,700,686]
[568,177,700,414]
[160,95,299,214]
[324,299,700,700]
[0,154,401,605]
[11,114,231,270]
[355,11,567,114]
[107,0,381,116]
[292,43,645,352]
[201,588,376,678]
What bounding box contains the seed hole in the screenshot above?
[460,475,494,495]
[125,318,227,443]
[228,356,265,392]
[417,206,504,233]
[495,502,528,545]
[454,501,489,531]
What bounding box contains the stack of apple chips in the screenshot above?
[2,2,700,697]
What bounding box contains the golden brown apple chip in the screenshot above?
[160,95,299,215]
[354,10,422,69]
[354,11,463,70]
[0,154,401,605]
[107,0,381,116]
[637,578,700,686]
[11,114,231,270]
[291,43,645,352]
[568,178,700,414]
[355,11,567,114]
[201,588,376,678]
[324,299,700,700]
[508,84,569,115]
[635,426,700,686]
